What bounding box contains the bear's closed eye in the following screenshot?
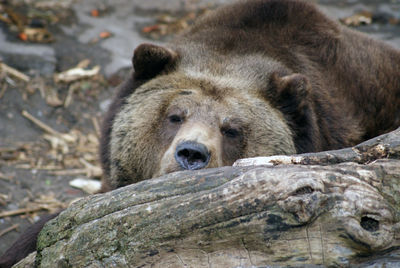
[221,128,240,139]
[168,115,183,124]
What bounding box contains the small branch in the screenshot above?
[50,165,102,178]
[91,117,101,137]
[15,165,63,171]
[0,62,30,82]
[49,168,90,176]
[0,224,20,238]
[0,207,43,218]
[80,158,103,177]
[0,204,63,218]
[21,110,75,142]
[64,83,78,107]
[0,83,7,99]
[22,110,62,137]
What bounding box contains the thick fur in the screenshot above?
[2,0,400,266]
[102,0,400,189]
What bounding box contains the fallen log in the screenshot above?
[15,128,400,267]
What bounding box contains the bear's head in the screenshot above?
[102,43,320,190]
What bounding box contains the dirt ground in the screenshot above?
[0,0,399,256]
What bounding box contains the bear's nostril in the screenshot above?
[193,152,204,161]
[178,149,190,158]
[175,141,210,170]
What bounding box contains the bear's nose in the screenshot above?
[175,141,210,170]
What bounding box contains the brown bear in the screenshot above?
[99,0,400,191]
[1,0,399,267]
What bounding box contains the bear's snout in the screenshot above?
[175,141,210,170]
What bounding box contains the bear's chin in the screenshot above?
[154,163,185,178]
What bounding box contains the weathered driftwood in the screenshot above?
[15,128,400,268]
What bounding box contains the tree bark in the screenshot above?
[15,128,400,267]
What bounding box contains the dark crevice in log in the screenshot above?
[360,216,379,232]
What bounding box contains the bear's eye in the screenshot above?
[168,114,183,124]
[221,128,240,138]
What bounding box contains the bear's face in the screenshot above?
[103,43,323,189]
[110,71,296,188]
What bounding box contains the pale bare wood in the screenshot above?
[0,62,30,82]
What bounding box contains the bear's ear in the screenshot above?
[132,43,178,80]
[266,72,320,153]
[267,72,311,109]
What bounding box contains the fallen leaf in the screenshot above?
[99,31,111,39]
[142,24,160,33]
[18,32,28,41]
[91,9,99,17]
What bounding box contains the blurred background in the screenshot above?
[0,0,399,255]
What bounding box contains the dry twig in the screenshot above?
[91,117,101,137]
[0,224,19,238]
[0,84,7,99]
[21,110,75,142]
[0,207,45,218]
[0,62,30,82]
[22,110,62,137]
[0,203,65,218]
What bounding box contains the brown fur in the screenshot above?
[100,0,400,189]
[2,1,400,266]
[180,0,400,140]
